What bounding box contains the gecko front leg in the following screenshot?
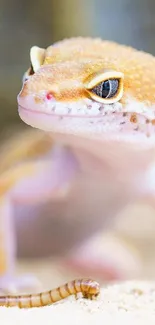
[0,197,40,294]
[0,145,79,293]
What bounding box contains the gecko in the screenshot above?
[2,37,155,293]
[17,37,155,265]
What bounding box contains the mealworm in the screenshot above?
[0,278,100,308]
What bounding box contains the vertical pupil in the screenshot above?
[101,80,110,98]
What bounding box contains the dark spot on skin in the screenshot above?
[134,126,139,131]
[120,121,126,125]
[130,114,138,124]
[146,119,150,124]
[123,112,127,117]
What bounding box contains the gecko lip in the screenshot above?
[18,104,105,119]
[17,93,124,118]
[18,103,155,143]
[17,92,155,141]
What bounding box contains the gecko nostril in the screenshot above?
[46,92,55,100]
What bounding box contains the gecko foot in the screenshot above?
[0,274,41,294]
[62,232,143,281]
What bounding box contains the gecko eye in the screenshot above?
[91,79,119,99]
[85,70,124,104]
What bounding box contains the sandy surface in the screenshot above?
[1,280,155,324]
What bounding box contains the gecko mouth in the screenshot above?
[18,102,155,145]
[18,93,125,131]
[17,92,155,143]
[17,93,124,117]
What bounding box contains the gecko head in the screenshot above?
[18,38,155,139]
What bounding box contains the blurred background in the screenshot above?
[1,0,155,292]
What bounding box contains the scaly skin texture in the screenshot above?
[20,38,155,105]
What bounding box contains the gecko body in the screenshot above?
[1,37,155,294]
[0,130,58,293]
[16,37,155,282]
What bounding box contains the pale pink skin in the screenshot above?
[2,112,155,290]
[0,146,80,292]
[2,102,155,290]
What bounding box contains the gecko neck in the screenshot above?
[48,132,155,189]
